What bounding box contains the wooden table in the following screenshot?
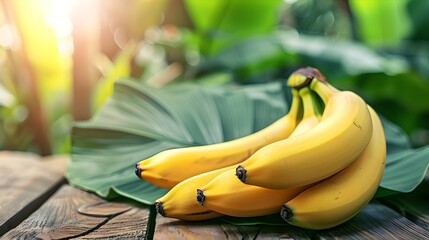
[1,151,428,239]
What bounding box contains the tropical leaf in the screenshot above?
[68,79,429,225]
[67,79,288,205]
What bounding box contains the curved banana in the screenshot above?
[197,168,311,217]
[155,167,233,221]
[196,88,321,217]
[236,77,373,189]
[280,106,386,230]
[136,89,302,189]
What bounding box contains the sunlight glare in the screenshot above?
[39,0,75,55]
[0,24,16,49]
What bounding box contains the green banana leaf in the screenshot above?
[67,79,429,225]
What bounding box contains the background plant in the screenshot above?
[0,0,428,153]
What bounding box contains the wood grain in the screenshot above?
[1,185,150,239]
[256,203,429,239]
[154,214,312,239]
[154,215,260,240]
[381,176,429,231]
[0,152,67,235]
[153,202,429,240]
[311,202,429,240]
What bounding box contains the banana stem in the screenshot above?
[310,80,339,104]
[299,87,319,119]
[287,67,327,88]
[289,88,303,121]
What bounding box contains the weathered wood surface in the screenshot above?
[2,185,151,239]
[1,151,428,239]
[0,152,67,235]
[316,202,429,239]
[153,202,429,240]
[154,215,260,240]
[381,173,429,231]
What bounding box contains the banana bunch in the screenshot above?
[135,89,302,188]
[196,86,320,217]
[134,67,386,230]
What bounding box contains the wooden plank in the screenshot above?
[1,185,150,239]
[154,214,313,239]
[381,175,429,231]
[154,202,429,240]
[256,202,429,240]
[257,203,429,239]
[316,202,429,239]
[154,215,260,240]
[0,151,67,235]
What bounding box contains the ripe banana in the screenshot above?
[236,76,373,189]
[196,88,321,217]
[197,168,311,217]
[155,167,233,221]
[136,89,302,189]
[280,106,386,230]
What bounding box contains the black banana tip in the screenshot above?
[135,163,142,179]
[155,201,166,217]
[235,165,247,183]
[196,189,205,205]
[280,205,293,222]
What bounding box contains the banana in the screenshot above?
[155,167,233,221]
[197,168,312,217]
[196,87,321,217]
[136,89,302,189]
[235,75,373,189]
[280,106,386,230]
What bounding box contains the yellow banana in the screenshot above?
[196,88,321,217]
[136,89,302,189]
[155,167,234,221]
[197,168,311,217]
[236,76,373,189]
[280,106,386,230]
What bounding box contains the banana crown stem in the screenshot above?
[289,88,303,121]
[287,67,327,88]
[310,80,338,104]
[299,87,322,119]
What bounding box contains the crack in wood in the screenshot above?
[0,178,66,237]
[146,205,158,240]
[42,206,130,240]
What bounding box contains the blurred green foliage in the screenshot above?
[1,0,429,154]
